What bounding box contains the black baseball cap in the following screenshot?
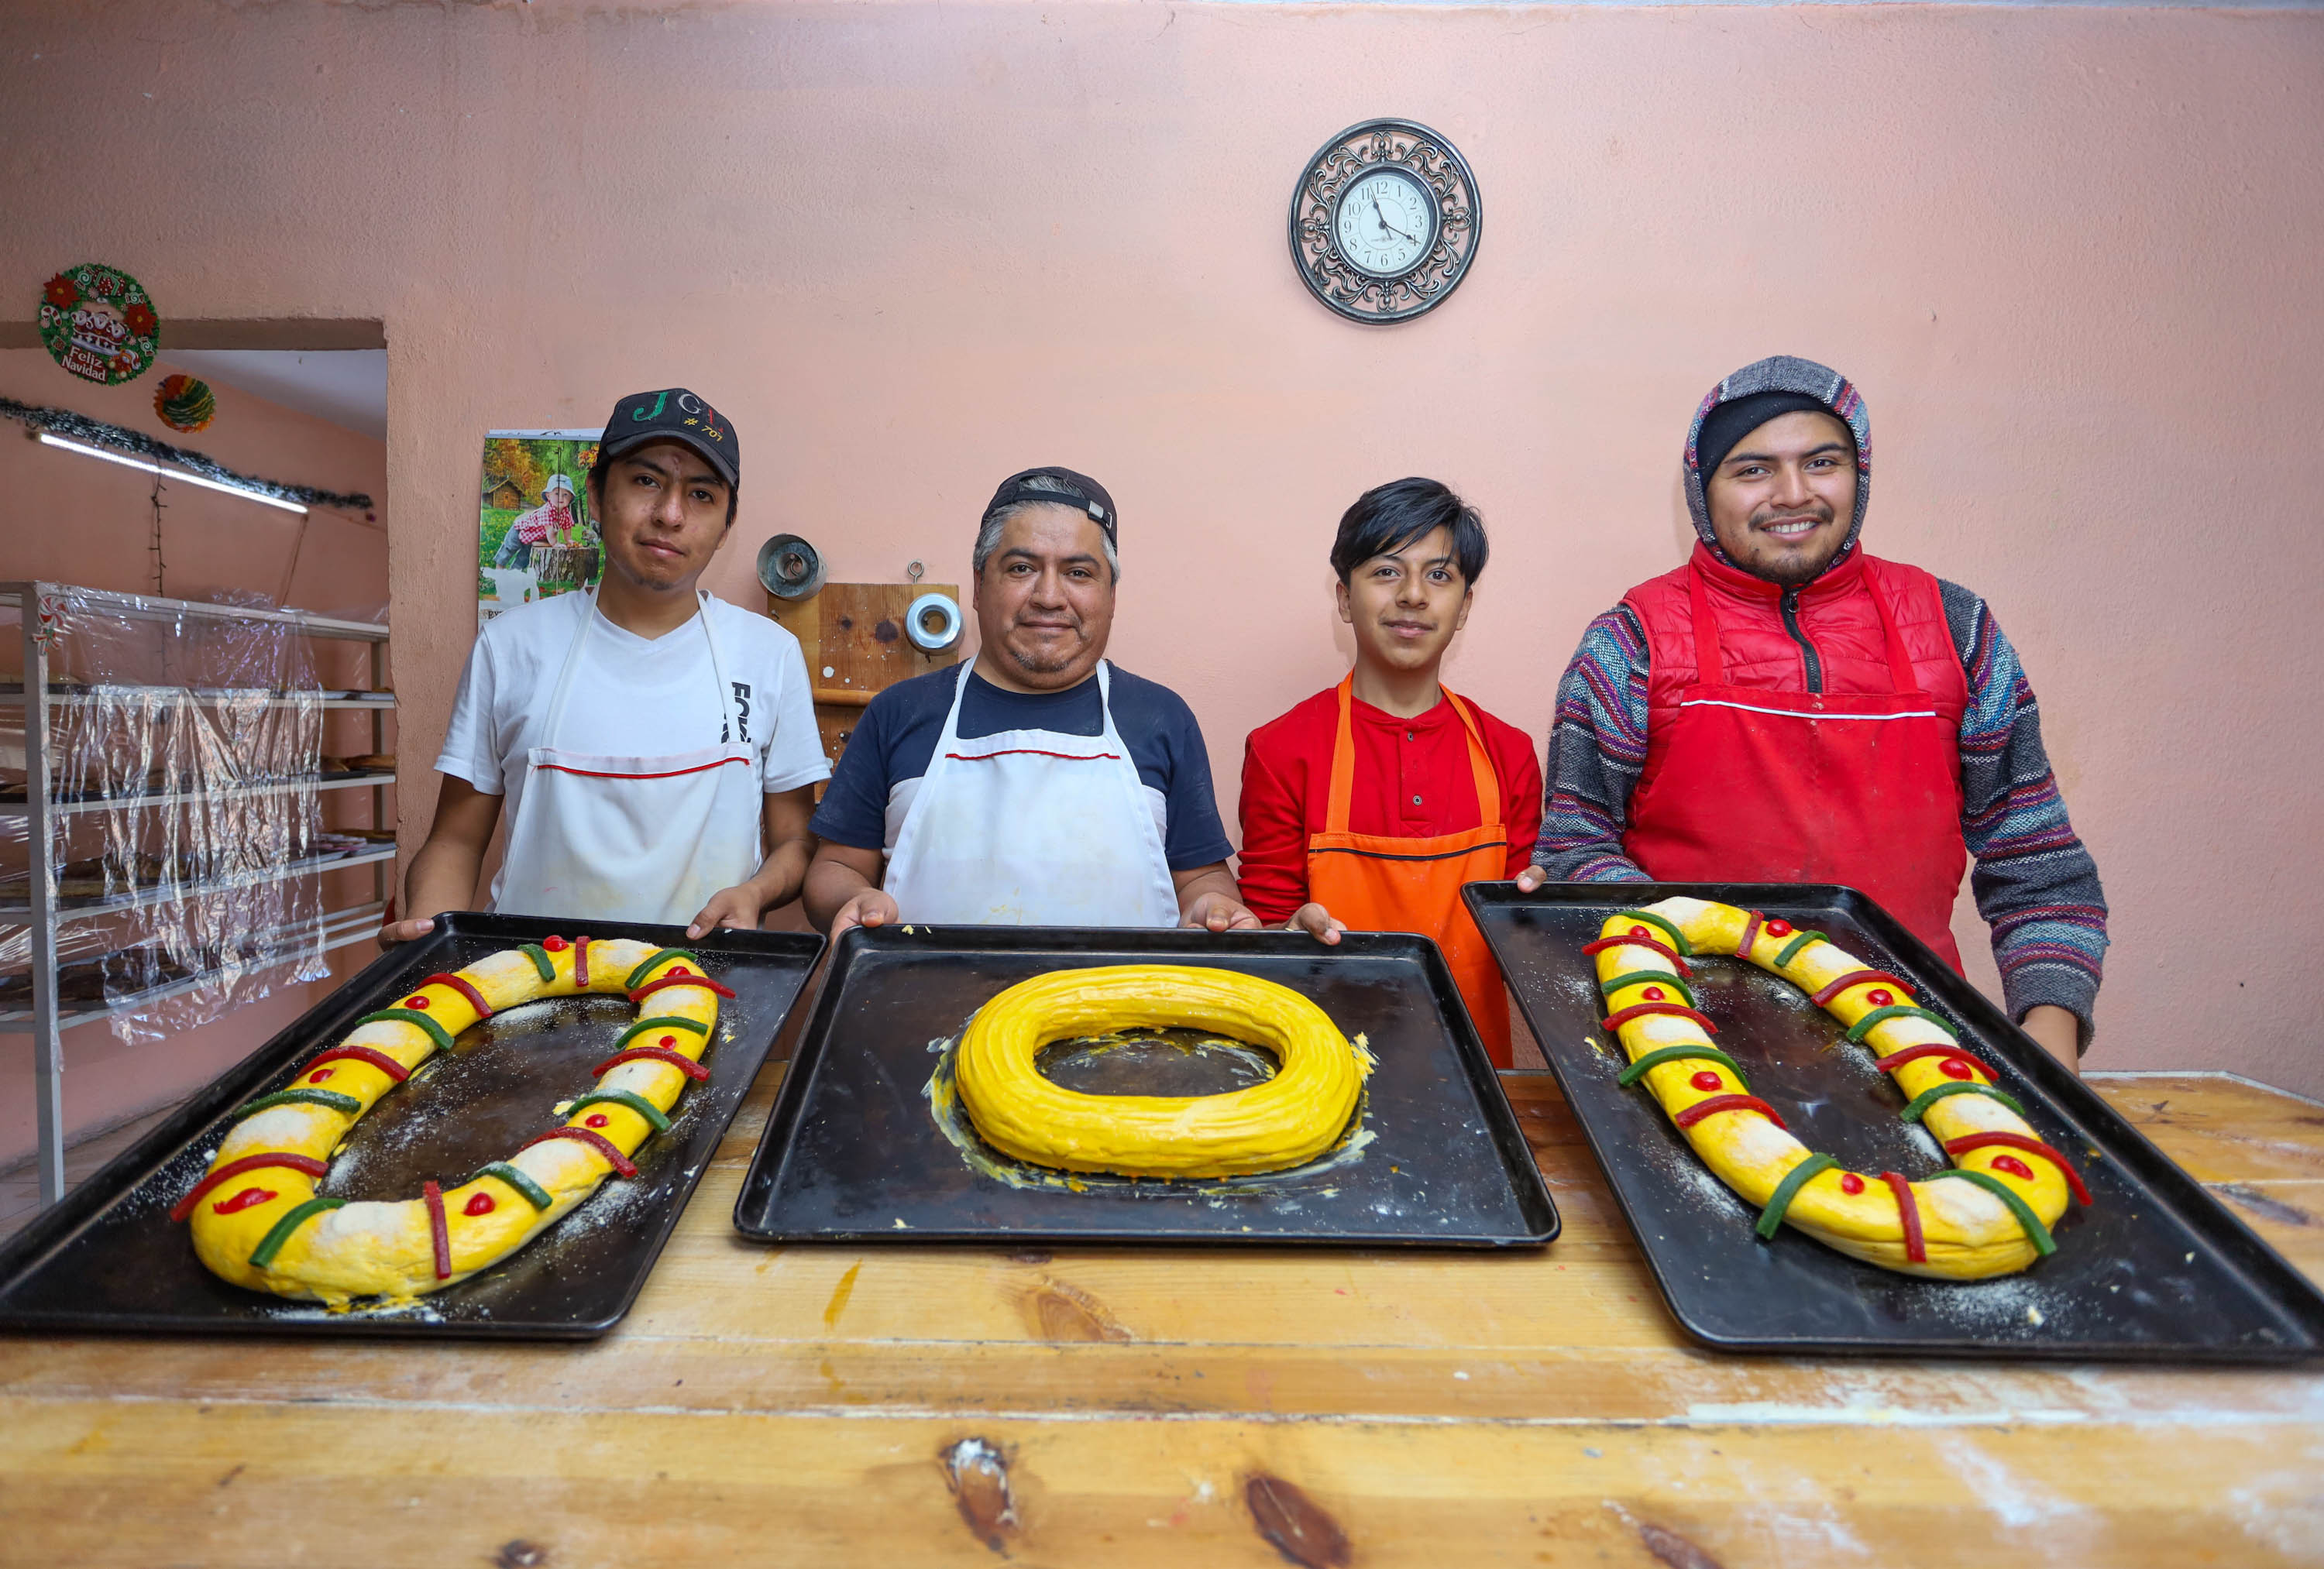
[595,388,739,489]
[980,465,1117,546]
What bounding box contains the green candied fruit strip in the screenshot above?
[1930,1168,2058,1257]
[1598,970,1700,1008]
[1844,1004,1958,1045]
[612,1015,710,1051]
[517,943,557,983]
[472,1162,554,1211]
[623,948,705,992]
[1899,1081,2027,1124]
[249,1196,347,1269]
[232,1088,362,1122]
[568,1089,672,1134]
[1773,930,1828,967]
[1609,910,1691,956]
[354,1008,454,1054]
[1756,1152,1840,1241]
[1616,1044,1750,1090]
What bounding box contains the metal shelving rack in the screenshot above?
[1,582,394,1206]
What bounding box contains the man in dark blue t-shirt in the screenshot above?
[803,466,1264,933]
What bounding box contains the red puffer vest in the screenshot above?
[1625,544,1968,772]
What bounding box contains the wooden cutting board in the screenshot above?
[766,582,964,773]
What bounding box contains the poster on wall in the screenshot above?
[476,429,600,628]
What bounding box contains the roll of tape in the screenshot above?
[756,534,826,600]
[905,591,963,652]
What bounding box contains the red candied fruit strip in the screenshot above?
[304,1044,411,1084]
[1874,1042,1997,1078]
[1880,1170,1927,1264]
[1944,1132,2093,1206]
[211,1186,277,1215]
[573,936,590,988]
[628,973,737,1004]
[520,1124,638,1178]
[1580,935,1693,977]
[422,1179,451,1280]
[170,1153,329,1223]
[1601,1001,1719,1035]
[1809,970,1916,1009]
[418,972,493,1018]
[1672,1093,1786,1131]
[590,1045,711,1081]
[1736,909,1765,959]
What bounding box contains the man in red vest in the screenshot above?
[1521,356,2107,1071]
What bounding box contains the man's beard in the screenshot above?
[1004,640,1081,675]
[1745,505,1844,585]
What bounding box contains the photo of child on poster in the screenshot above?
[476,430,603,627]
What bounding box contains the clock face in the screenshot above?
[1290,119,1480,324]
[1332,170,1437,279]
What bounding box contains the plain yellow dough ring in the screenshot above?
[954,965,1369,1179]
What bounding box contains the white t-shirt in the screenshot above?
[435,592,830,867]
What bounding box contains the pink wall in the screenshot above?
[0,350,389,1163]
[2,2,2319,1097]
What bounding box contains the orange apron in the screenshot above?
[1304,675,1514,1066]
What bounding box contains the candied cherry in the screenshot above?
[1689,1070,1723,1092]
[1628,926,1651,939]
[660,1035,677,1048]
[1765,918,1793,937]
[308,1068,335,1083]
[1839,1172,1867,1196]
[1866,989,1894,1007]
[1941,1057,1978,1081]
[1990,1155,2035,1181]
[586,1114,610,1129]
[1641,987,1667,1003]
[669,966,690,977]
[405,995,430,1009]
[464,1192,497,1217]
[542,936,568,951]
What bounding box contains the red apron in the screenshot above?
[1624,564,1968,970]
[1305,676,1514,1066]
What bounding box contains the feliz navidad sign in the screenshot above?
[39,263,160,386]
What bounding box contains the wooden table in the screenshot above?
[3,1069,2319,1566]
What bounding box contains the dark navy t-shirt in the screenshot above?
[809,663,1232,872]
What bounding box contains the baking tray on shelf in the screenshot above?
[0,912,823,1340]
[1466,881,2324,1362]
[734,925,1557,1248]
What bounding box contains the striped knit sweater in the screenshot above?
[1535,580,2109,1045]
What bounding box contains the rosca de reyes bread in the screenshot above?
[954,964,1369,1179]
[1591,898,2089,1279]
[175,937,731,1307]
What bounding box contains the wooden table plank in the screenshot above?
[3,1065,2320,1566]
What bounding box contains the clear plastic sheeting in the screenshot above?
[1,587,349,1045]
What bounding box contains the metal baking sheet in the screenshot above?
[0,913,822,1340]
[733,926,1557,1248]
[1466,881,2324,1361]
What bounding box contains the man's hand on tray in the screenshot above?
[828,887,902,936]
[1284,901,1347,946]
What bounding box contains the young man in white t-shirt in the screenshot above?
[383,389,829,944]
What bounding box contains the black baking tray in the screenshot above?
[734,925,1557,1248]
[0,912,822,1339]
[1467,881,2324,1361]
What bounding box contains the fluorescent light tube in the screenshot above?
[37,431,309,515]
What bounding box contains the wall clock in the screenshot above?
[1288,119,1481,324]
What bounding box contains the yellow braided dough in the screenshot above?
[954,965,1368,1178]
[183,939,720,1307]
[1597,898,2076,1279]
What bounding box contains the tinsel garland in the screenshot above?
[0,396,375,512]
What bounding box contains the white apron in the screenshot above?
[882,661,1179,927]
[493,590,763,925]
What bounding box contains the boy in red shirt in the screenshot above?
[1238,479,1542,1064]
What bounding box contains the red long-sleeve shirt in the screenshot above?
[1236,685,1545,922]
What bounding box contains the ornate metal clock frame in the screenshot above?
[1288,118,1481,324]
